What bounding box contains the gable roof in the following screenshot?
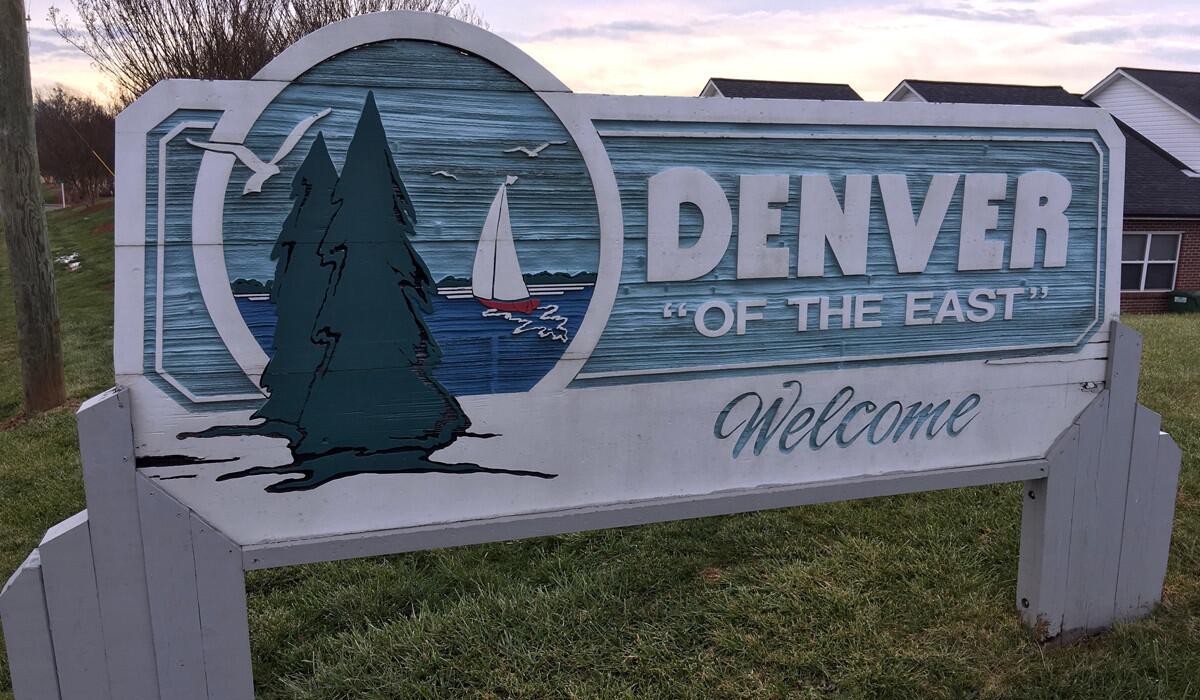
[888,78,1200,218]
[1113,67,1200,120]
[889,79,1086,107]
[702,78,862,101]
[1117,118,1200,218]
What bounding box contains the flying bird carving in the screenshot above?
[188,108,333,194]
[431,170,459,180]
[503,141,567,158]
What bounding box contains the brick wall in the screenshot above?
[1120,218,1200,314]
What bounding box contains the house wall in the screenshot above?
[1091,76,1200,172]
[1120,218,1200,314]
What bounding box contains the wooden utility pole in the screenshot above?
[0,0,68,413]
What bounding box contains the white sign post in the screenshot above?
[2,12,1182,699]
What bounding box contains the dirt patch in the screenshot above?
[91,223,114,235]
[78,201,112,216]
[0,400,82,432]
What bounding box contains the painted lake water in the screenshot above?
[236,287,593,396]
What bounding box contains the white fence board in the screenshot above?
[77,388,159,699]
[1114,405,1165,619]
[38,512,111,699]
[190,514,254,700]
[138,477,208,700]
[0,552,61,700]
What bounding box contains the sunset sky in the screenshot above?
[23,0,1200,103]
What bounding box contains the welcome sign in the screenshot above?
[14,13,1192,700]
[112,12,1122,548]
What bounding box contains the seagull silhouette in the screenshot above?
[503,141,567,158]
[431,170,459,180]
[188,108,332,194]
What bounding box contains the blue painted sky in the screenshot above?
[220,41,600,283]
[25,0,1200,101]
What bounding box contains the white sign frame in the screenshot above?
[0,12,1182,700]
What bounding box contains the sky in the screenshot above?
[22,0,1200,103]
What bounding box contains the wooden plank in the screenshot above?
[190,514,254,700]
[1017,411,1089,640]
[0,551,61,700]
[244,457,1048,570]
[1063,322,1142,632]
[76,388,160,700]
[1116,431,1182,619]
[138,476,208,700]
[1059,390,1109,635]
[1113,405,1164,620]
[1148,434,1184,588]
[38,512,112,700]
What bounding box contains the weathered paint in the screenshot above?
[106,9,1129,530]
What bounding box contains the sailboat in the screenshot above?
[472,177,540,314]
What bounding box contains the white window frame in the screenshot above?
[1121,232,1181,291]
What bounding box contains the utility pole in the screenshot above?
[0,0,68,413]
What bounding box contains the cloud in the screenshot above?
[28,37,82,60]
[911,2,1045,25]
[520,19,694,42]
[28,27,64,39]
[1151,46,1200,64]
[1063,26,1134,44]
[1065,22,1200,45]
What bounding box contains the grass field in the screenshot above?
[0,201,1197,698]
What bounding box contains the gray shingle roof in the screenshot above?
[705,78,862,101]
[900,79,1200,218]
[1117,120,1200,218]
[1119,67,1200,120]
[899,80,1085,107]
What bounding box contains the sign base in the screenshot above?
[2,321,1181,699]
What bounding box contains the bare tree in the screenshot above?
[50,0,486,106]
[34,86,115,204]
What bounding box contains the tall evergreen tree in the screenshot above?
[298,91,471,457]
[251,132,340,443]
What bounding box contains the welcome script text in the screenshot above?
[714,381,981,458]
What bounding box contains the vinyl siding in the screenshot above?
[884,85,925,103]
[1091,76,1200,172]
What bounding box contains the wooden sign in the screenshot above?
[113,13,1122,549]
[1,12,1182,700]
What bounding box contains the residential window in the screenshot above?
[1121,233,1180,291]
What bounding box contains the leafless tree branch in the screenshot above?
[50,0,486,106]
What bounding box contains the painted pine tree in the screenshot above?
[297,91,471,458]
[213,92,555,491]
[251,132,340,444]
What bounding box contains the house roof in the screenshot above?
[892,78,1200,218]
[1116,67,1200,120]
[703,78,862,100]
[891,79,1086,107]
[1117,118,1200,218]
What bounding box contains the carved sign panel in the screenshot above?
[115,13,1123,546]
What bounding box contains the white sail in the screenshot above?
[471,184,531,301]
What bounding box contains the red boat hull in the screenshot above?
[476,297,540,314]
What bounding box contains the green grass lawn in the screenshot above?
[1,202,1197,698]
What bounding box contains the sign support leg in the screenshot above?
[1017,321,1182,641]
[76,387,254,699]
[77,388,160,699]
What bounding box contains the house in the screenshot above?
[699,78,862,100]
[885,78,1200,313]
[884,79,1084,107]
[1085,68,1200,174]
